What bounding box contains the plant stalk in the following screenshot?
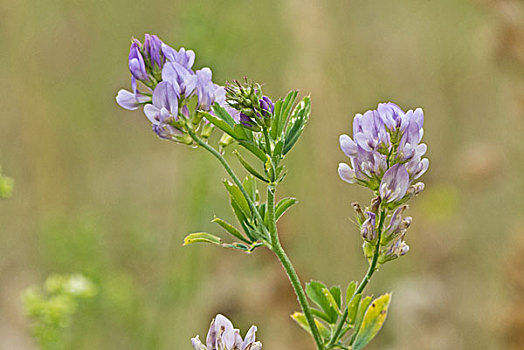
[326,208,387,348]
[186,127,271,243]
[267,184,325,350]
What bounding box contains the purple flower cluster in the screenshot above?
[338,102,428,204]
[191,314,262,350]
[116,34,230,140]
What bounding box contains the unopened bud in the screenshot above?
[201,123,214,139]
[399,216,412,230]
[369,197,381,214]
[406,182,425,198]
[399,242,410,256]
[219,133,234,148]
[382,205,408,244]
[413,182,425,194]
[352,202,366,224]
[360,211,377,242]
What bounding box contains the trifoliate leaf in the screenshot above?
[305,281,338,323]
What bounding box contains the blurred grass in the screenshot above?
[0,0,523,349]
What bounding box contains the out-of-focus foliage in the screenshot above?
[0,0,523,349]
[0,167,14,199]
[23,274,96,350]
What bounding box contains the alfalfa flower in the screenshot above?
[191,314,262,350]
[116,34,233,141]
[143,81,181,139]
[116,77,151,111]
[338,102,429,203]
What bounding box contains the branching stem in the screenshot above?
[188,126,324,350]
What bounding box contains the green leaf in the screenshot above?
[223,180,251,219]
[347,293,362,325]
[275,197,297,221]
[183,232,222,246]
[305,281,338,323]
[257,203,266,221]
[270,90,298,139]
[322,287,341,315]
[283,96,311,155]
[242,175,258,203]
[233,124,250,140]
[330,286,342,309]
[233,151,269,183]
[212,103,236,126]
[290,312,330,340]
[202,112,236,138]
[270,100,282,140]
[238,140,267,161]
[352,293,392,350]
[346,281,358,304]
[273,139,284,158]
[310,309,332,324]
[350,295,373,344]
[222,242,250,252]
[212,217,250,243]
[279,90,299,133]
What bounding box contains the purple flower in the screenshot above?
[353,110,391,152]
[379,164,409,203]
[116,77,151,110]
[143,34,164,70]
[143,81,181,139]
[195,68,220,111]
[162,44,195,70]
[259,96,274,118]
[338,102,429,190]
[192,314,262,350]
[128,42,149,82]
[162,61,198,97]
[338,162,356,184]
[361,211,377,241]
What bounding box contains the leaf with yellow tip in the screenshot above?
[352,293,392,350]
[183,232,222,246]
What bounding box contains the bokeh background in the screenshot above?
[1,0,524,349]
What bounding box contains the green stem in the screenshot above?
[188,126,323,349]
[186,126,271,243]
[262,127,272,155]
[327,208,387,348]
[267,184,325,350]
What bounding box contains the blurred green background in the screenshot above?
[1,0,523,349]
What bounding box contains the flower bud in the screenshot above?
[219,133,235,148]
[258,96,274,126]
[399,216,412,230]
[240,113,261,131]
[379,232,409,264]
[399,241,410,256]
[352,202,366,224]
[369,196,381,214]
[360,211,377,242]
[128,42,149,82]
[143,34,164,70]
[382,204,408,244]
